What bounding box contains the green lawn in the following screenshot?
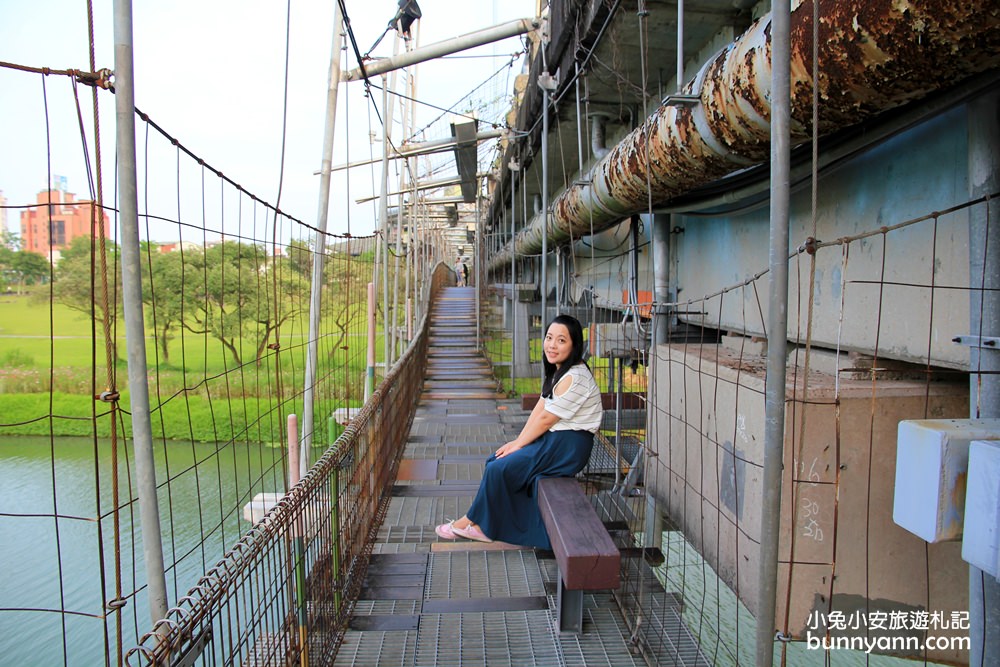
[0,292,380,441]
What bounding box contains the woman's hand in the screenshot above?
[495,440,525,458]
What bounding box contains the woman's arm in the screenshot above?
[495,375,572,458]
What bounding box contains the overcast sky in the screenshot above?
[1,0,536,244]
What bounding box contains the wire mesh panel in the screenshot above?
[0,53,450,666]
[478,133,993,667]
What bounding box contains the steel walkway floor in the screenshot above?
[333,286,706,666]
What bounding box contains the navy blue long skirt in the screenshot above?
[466,429,594,549]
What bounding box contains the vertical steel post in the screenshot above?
[301,7,344,477]
[511,170,518,393]
[651,214,670,346]
[286,415,308,666]
[112,0,168,626]
[365,282,376,401]
[756,0,791,664]
[391,41,410,364]
[475,182,482,349]
[374,36,400,371]
[676,0,685,91]
[540,82,551,373]
[968,89,1000,667]
[380,71,392,369]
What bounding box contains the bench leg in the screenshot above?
[557,578,584,633]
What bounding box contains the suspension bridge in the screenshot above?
[1,1,998,666]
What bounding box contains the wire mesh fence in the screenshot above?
[125,264,448,666]
[574,195,992,666]
[0,61,445,666]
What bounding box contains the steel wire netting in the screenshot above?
[127,265,449,666]
[0,59,450,666]
[478,184,993,666]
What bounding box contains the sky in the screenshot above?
[0,0,537,245]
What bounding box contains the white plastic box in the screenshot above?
[893,419,1000,543]
[962,440,1000,577]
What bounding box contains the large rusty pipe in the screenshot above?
[489,0,1000,270]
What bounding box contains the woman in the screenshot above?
[436,314,603,548]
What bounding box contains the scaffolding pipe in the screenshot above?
[540,78,551,349]
[342,18,538,82]
[511,166,518,393]
[356,175,464,205]
[756,0,791,663]
[676,0,684,91]
[329,129,504,172]
[301,6,344,476]
[488,0,1000,271]
[650,214,670,346]
[391,44,411,365]
[113,0,169,626]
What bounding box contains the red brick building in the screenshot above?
[20,187,111,261]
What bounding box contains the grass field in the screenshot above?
[0,292,378,441]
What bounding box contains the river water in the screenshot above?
[0,435,287,667]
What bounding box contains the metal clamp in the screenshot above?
[952,335,999,349]
[538,69,560,92]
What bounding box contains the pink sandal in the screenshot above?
[452,523,493,543]
[435,520,459,539]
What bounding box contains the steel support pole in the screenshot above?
[112,0,168,625]
[651,214,670,346]
[391,62,408,366]
[511,172,518,394]
[968,89,1000,667]
[330,129,503,173]
[365,282,376,401]
[476,183,482,349]
[379,49,400,368]
[676,0,685,91]
[342,18,538,81]
[541,82,551,367]
[756,0,791,664]
[301,7,344,477]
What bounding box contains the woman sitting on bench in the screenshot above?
[436,314,603,547]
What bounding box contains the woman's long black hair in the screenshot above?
[541,314,588,398]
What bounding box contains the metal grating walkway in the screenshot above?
[333,286,708,666]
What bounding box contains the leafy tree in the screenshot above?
[179,241,307,366]
[322,252,373,357]
[9,251,51,293]
[49,236,122,354]
[141,248,186,364]
[0,227,20,251]
[287,238,314,276]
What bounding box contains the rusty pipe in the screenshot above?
[489,0,1000,270]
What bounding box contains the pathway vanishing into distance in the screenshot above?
[333,285,650,666]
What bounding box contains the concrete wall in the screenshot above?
[673,106,972,369]
[648,342,969,662]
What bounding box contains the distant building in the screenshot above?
[19,182,111,261]
[0,191,8,241]
[157,240,202,254]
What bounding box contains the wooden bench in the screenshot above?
[536,477,621,633]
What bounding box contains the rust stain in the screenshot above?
[495,0,1000,266]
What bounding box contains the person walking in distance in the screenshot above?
[455,257,468,286]
[435,315,603,547]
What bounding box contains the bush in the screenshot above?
[1,348,34,368]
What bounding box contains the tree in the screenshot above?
[50,236,122,356]
[141,248,186,364]
[179,241,307,367]
[9,251,51,293]
[322,251,373,358]
[287,238,314,276]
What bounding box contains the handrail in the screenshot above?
[126,263,451,666]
